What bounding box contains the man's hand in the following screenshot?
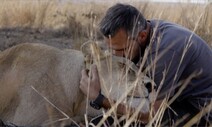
[80,65,101,101]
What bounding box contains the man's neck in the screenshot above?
[145,21,152,48]
[141,21,152,56]
[132,22,152,65]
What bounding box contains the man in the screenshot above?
[80,3,212,126]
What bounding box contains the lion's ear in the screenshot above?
[81,40,106,61]
[80,40,93,57]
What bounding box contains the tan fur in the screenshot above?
[0,43,153,126]
[0,43,100,126]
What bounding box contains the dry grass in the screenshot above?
[0,0,211,126]
[0,0,211,47]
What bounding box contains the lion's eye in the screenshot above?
[118,62,126,68]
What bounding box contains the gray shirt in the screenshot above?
[145,20,212,118]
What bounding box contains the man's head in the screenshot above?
[99,3,149,63]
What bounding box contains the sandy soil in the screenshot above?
[0,27,210,52]
[0,27,75,51]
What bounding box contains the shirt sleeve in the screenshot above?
[145,48,189,100]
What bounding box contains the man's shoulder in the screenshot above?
[149,19,195,43]
[149,19,175,27]
[149,19,189,32]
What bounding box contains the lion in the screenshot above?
[0,43,155,126]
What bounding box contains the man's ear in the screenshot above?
[137,31,147,46]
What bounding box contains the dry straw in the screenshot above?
[0,0,211,126]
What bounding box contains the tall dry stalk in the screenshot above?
[0,1,211,126]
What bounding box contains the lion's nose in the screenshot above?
[145,82,153,93]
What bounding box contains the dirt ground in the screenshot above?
[0,27,211,52]
[0,27,76,51]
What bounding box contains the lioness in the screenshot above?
[0,43,154,126]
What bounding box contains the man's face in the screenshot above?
[104,28,141,62]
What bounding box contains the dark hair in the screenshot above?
[99,3,147,38]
